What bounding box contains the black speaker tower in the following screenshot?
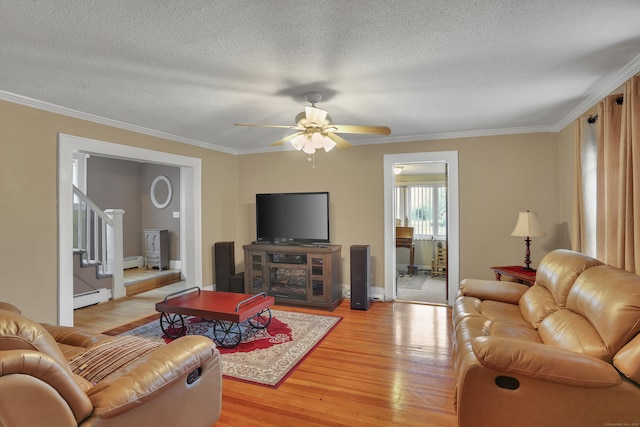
[214,241,235,292]
[350,245,371,310]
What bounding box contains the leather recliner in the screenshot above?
[0,302,222,427]
[452,249,640,427]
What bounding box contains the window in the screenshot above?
[395,183,447,240]
[578,119,597,257]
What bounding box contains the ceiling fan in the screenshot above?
[235,92,391,154]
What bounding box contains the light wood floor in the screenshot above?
[74,285,457,426]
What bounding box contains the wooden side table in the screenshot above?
[491,265,536,286]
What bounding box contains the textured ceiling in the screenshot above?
[1,1,640,154]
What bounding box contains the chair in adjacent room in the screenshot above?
[431,246,447,277]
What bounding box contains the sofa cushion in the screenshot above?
[614,333,640,383]
[539,266,640,362]
[538,310,608,359]
[565,266,640,359]
[519,285,558,329]
[42,323,116,359]
[519,249,603,329]
[533,250,604,307]
[0,302,21,314]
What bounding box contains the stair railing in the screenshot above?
[73,185,125,298]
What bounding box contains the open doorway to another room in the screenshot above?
[383,151,459,306]
[77,156,183,305]
[58,134,203,327]
[394,162,448,304]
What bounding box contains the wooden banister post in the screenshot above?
[105,209,126,299]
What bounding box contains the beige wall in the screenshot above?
[557,122,576,249]
[1,96,574,322]
[239,132,565,293]
[0,100,239,323]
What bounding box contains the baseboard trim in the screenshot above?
[74,288,111,309]
[123,256,145,270]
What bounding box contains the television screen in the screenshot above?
[256,192,330,243]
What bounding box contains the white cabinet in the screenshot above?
[144,229,169,270]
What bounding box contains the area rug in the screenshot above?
[103,310,341,387]
[397,273,448,304]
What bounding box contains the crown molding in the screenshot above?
[4,51,640,156]
[0,90,240,155]
[352,125,560,146]
[554,52,640,131]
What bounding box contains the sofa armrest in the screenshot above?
[87,335,218,419]
[459,279,529,304]
[471,336,621,388]
[0,349,94,422]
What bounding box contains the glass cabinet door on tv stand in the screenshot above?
[246,252,267,294]
[268,265,308,300]
[243,243,342,310]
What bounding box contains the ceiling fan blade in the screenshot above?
[270,132,302,147]
[235,123,299,130]
[326,132,352,149]
[332,125,391,135]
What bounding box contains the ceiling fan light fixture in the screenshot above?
[305,106,328,125]
[322,138,336,152]
[302,143,316,154]
[290,133,307,151]
[235,91,389,159]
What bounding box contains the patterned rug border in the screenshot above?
[102,309,342,388]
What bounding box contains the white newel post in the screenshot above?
[105,209,126,299]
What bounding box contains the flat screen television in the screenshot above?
[256,192,330,244]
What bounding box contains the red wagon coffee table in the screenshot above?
[155,287,274,348]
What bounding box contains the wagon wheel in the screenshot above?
[160,312,187,338]
[213,320,242,348]
[248,308,272,329]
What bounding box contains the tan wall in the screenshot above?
[238,132,566,292]
[1,96,574,321]
[557,122,576,248]
[0,100,239,323]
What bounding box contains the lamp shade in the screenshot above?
[510,211,546,237]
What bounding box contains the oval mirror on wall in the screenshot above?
[150,175,172,209]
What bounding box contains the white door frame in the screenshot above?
[383,151,459,304]
[58,134,202,326]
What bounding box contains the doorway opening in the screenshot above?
[58,134,203,326]
[383,152,459,305]
[394,161,448,304]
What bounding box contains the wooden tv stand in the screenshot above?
[243,244,342,310]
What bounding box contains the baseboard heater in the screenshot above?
[123,256,145,270]
[73,288,112,309]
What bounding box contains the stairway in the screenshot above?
[73,251,113,309]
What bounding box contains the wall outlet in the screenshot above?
[172,211,180,218]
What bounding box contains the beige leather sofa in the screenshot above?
[452,249,640,427]
[0,302,222,427]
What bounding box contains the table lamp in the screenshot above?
[511,210,545,271]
